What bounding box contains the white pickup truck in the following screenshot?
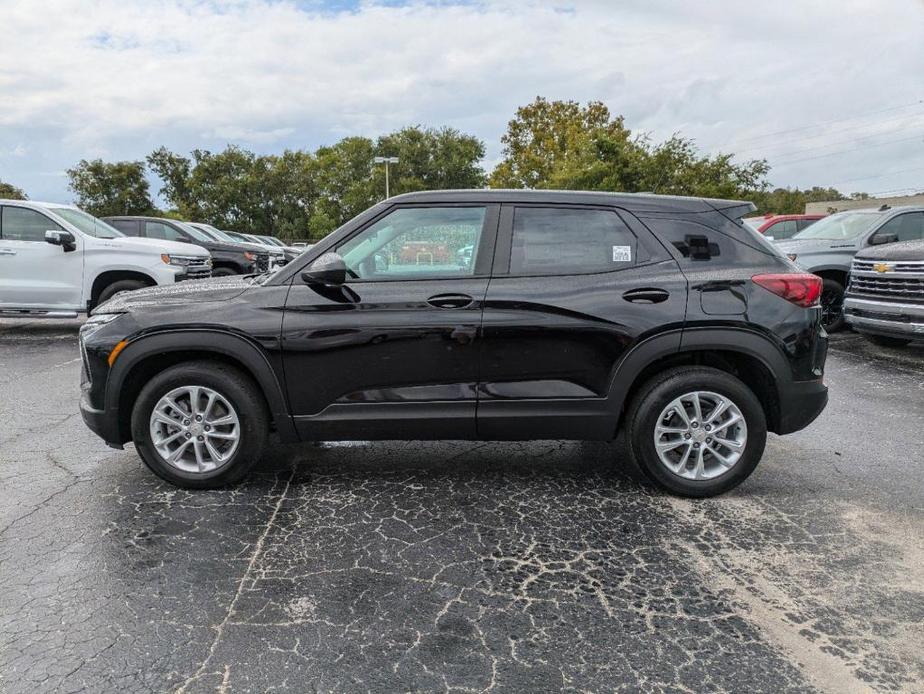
[0,200,212,318]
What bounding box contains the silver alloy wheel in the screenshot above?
[149,385,241,474]
[653,390,747,481]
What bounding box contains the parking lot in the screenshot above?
[0,318,921,693]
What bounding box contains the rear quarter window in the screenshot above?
[509,207,638,276]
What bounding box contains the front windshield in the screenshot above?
[260,235,285,247]
[792,211,883,241]
[176,222,214,243]
[52,207,124,239]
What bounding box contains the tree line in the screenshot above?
[1,97,867,241]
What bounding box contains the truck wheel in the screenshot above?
[820,278,845,332]
[131,361,268,489]
[96,279,146,307]
[211,267,237,277]
[864,334,911,348]
[626,366,767,498]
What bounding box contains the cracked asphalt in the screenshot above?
[1,319,922,693]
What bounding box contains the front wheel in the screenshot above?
[131,361,268,488]
[626,366,767,497]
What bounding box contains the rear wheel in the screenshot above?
[863,334,912,348]
[96,279,146,307]
[820,278,846,332]
[626,366,767,497]
[131,361,268,488]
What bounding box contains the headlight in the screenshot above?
[243,251,256,261]
[80,312,123,340]
[161,254,203,266]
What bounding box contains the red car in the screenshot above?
[743,214,825,240]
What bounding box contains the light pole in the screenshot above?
[373,156,399,199]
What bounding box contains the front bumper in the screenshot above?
[844,296,924,338]
[80,391,122,449]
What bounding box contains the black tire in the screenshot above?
[130,360,268,488]
[625,366,767,498]
[863,334,912,348]
[211,267,237,277]
[820,278,846,332]
[96,279,146,306]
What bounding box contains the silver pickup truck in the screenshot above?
[844,239,924,347]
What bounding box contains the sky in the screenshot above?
[1,0,923,204]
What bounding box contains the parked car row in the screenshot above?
[0,200,303,317]
[773,205,924,335]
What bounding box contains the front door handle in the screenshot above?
[623,287,670,304]
[427,293,474,309]
[0,249,16,256]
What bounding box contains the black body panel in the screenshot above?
[79,190,828,449]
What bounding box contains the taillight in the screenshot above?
[752,273,822,308]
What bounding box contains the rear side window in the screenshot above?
[510,207,636,275]
[109,219,139,235]
[0,206,62,241]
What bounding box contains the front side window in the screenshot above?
[338,206,486,280]
[875,212,924,242]
[145,221,185,241]
[0,206,62,242]
[510,207,636,275]
[765,219,798,239]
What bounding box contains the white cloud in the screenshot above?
[0,0,922,202]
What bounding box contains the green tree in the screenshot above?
[375,126,486,194]
[0,180,27,199]
[66,159,155,217]
[489,97,769,202]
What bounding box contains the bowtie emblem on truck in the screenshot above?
[873,262,893,273]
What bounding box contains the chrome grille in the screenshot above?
[255,253,270,273]
[182,257,212,281]
[849,259,924,301]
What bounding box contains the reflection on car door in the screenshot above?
[477,204,687,440]
[0,205,84,309]
[282,204,499,440]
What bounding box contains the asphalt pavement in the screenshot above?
[0,318,921,693]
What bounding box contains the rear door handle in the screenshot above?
[427,293,474,309]
[0,249,16,256]
[623,288,670,304]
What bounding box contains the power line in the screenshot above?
[771,133,924,167]
[727,98,924,147]
[827,166,924,187]
[735,111,924,158]
[741,124,924,162]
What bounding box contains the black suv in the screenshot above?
[104,216,270,275]
[80,190,828,497]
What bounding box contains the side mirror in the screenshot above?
[301,252,347,286]
[45,230,76,252]
[869,231,898,246]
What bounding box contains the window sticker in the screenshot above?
[612,245,632,262]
